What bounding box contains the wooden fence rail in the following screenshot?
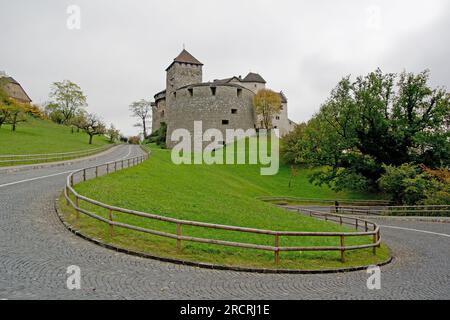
[64,147,382,264]
[0,144,115,166]
[331,205,450,216]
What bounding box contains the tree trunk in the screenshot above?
[89,134,93,144]
[142,118,147,139]
[12,115,17,131]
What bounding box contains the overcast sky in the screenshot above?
[1,0,448,136]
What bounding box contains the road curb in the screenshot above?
[54,198,393,275]
[0,145,119,174]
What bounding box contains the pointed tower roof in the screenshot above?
[166,49,203,71]
[242,72,266,84]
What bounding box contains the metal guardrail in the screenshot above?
[0,144,115,166]
[64,148,382,264]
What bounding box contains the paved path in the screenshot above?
[0,145,449,300]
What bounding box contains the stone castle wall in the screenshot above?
[166,84,256,150]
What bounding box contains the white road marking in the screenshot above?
[380,225,450,238]
[0,170,75,188]
[0,146,134,189]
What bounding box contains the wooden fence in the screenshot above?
[332,205,450,217]
[0,144,115,166]
[257,196,392,206]
[64,150,382,264]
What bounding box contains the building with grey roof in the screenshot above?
[152,50,296,149]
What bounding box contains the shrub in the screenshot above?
[378,164,450,205]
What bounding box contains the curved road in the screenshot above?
[0,145,449,299]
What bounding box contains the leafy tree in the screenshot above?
[44,102,65,124]
[107,124,120,143]
[49,80,87,124]
[69,109,87,133]
[129,99,152,139]
[128,136,141,145]
[1,86,42,132]
[77,113,106,144]
[253,89,282,129]
[281,122,307,164]
[282,69,450,191]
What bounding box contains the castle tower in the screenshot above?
[165,49,203,106]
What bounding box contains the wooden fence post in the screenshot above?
[75,196,80,219]
[66,186,70,205]
[176,223,182,251]
[274,234,280,265]
[108,209,114,237]
[372,233,377,255]
[340,235,345,263]
[377,230,381,248]
[95,166,98,178]
[83,169,86,181]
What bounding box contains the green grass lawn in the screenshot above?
[64,144,389,270]
[0,117,110,155]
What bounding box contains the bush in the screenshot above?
[147,122,167,148]
[128,136,141,145]
[378,164,450,205]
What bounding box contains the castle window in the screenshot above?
[275,116,280,120]
[161,110,165,118]
[274,126,278,129]
[188,88,193,97]
[237,88,242,98]
[173,92,176,99]
[211,87,217,96]
[222,120,229,125]
[231,109,237,114]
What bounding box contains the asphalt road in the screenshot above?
[0,145,449,300]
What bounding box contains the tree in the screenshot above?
[0,81,42,131]
[49,80,87,124]
[6,102,28,131]
[107,124,120,143]
[69,109,87,133]
[129,99,152,139]
[78,113,106,144]
[282,69,450,191]
[253,89,282,129]
[128,136,141,145]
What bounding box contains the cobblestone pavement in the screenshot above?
[0,145,449,300]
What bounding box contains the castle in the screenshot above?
[151,50,296,149]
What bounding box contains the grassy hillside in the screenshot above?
[64,144,389,270]
[0,117,110,155]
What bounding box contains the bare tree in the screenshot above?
[129,99,152,139]
[78,113,106,144]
